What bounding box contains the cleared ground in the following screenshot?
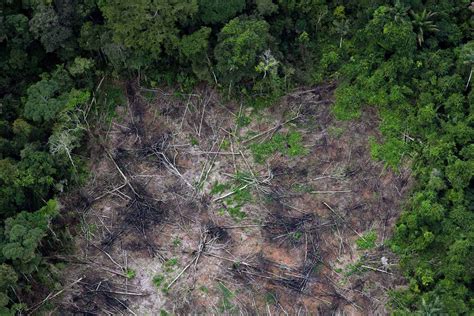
[58,82,411,315]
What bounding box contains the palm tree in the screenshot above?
[391,0,410,22]
[418,297,442,316]
[410,9,439,46]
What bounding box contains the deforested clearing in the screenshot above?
[58,82,411,315]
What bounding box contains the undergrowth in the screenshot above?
[125,268,136,279]
[217,282,237,313]
[211,171,253,220]
[151,258,180,294]
[249,131,307,163]
[356,230,378,250]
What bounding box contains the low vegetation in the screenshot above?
[250,131,307,163]
[356,230,378,250]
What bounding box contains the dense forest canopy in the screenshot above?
[0,0,473,314]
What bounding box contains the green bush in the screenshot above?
[250,131,307,163]
[356,230,377,250]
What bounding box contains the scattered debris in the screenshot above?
[57,82,411,314]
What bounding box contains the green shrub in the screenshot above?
[152,275,165,288]
[217,282,237,312]
[125,268,136,279]
[249,131,307,163]
[356,230,377,250]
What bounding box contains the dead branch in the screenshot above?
[96,266,129,278]
[92,244,124,270]
[155,150,193,189]
[242,115,300,145]
[27,277,84,314]
[91,289,148,296]
[166,256,198,289]
[167,231,211,289]
[322,202,366,241]
[310,190,351,194]
[190,151,240,155]
[361,265,393,275]
[198,94,210,137]
[213,183,253,202]
[106,150,140,197]
[93,183,128,201]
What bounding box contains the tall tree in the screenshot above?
[410,9,439,46]
[99,0,198,67]
[214,17,273,85]
[29,5,72,53]
[179,27,212,81]
[23,67,73,122]
[198,0,246,24]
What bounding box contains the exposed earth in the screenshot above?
[57,82,411,315]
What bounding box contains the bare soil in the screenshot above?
[56,82,411,315]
